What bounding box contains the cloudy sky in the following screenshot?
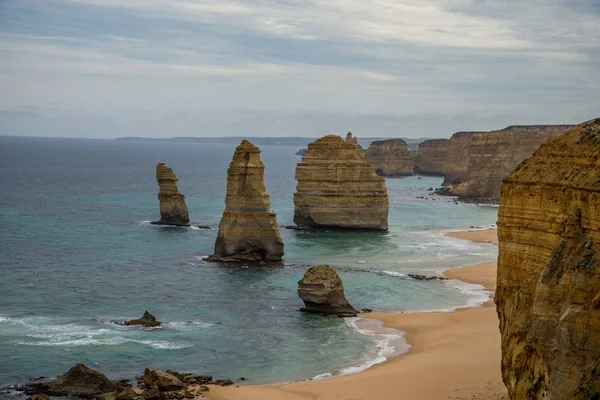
[0,0,598,138]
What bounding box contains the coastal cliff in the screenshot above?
[364,139,413,176]
[294,135,389,230]
[442,125,574,202]
[414,139,450,175]
[208,140,284,262]
[152,163,190,226]
[495,118,600,399]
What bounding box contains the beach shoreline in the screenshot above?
[208,228,506,400]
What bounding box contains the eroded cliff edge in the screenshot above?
[442,125,573,202]
[294,135,389,230]
[495,118,600,399]
[208,140,284,262]
[414,139,450,175]
[364,139,413,176]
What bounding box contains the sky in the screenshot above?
[0,0,599,138]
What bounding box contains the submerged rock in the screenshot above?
[297,265,358,317]
[294,135,389,231]
[151,163,190,227]
[118,311,161,327]
[206,140,284,262]
[496,118,600,399]
[43,363,119,397]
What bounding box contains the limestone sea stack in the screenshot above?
[442,131,481,189]
[152,163,190,226]
[293,135,389,230]
[364,139,413,176]
[413,139,450,175]
[345,131,362,149]
[207,140,284,262]
[495,118,600,399]
[297,265,358,317]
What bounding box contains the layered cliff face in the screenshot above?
[208,140,284,262]
[442,126,574,202]
[294,135,389,231]
[414,139,450,175]
[298,265,358,317]
[442,132,480,188]
[152,163,190,226]
[364,139,413,176]
[496,118,600,400]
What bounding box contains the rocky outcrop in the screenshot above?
[117,311,161,327]
[413,139,450,175]
[364,139,413,176]
[293,135,389,230]
[43,363,119,397]
[143,368,185,392]
[442,125,574,202]
[345,131,362,150]
[151,163,190,226]
[295,148,308,156]
[495,118,600,400]
[297,265,358,317]
[207,140,284,262]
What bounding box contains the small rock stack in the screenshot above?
[152,163,190,227]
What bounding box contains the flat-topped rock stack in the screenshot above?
[496,118,600,399]
[207,140,284,262]
[413,139,450,175]
[152,163,190,227]
[293,134,389,231]
[364,139,413,176]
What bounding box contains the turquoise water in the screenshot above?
[0,136,497,391]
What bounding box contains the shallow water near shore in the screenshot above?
[0,136,497,390]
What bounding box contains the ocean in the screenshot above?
[0,136,498,392]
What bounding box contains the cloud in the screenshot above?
[0,0,598,137]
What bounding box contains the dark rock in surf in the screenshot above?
[119,311,161,327]
[43,363,119,397]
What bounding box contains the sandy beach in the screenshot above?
[208,229,506,400]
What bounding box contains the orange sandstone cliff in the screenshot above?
[414,139,450,175]
[294,135,389,230]
[495,118,600,399]
[443,125,573,202]
[152,163,190,226]
[364,139,413,176]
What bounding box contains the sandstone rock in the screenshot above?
[297,265,358,317]
[495,118,600,400]
[413,139,450,175]
[95,394,117,400]
[295,148,308,156]
[442,131,481,188]
[151,163,190,227]
[142,369,185,392]
[141,386,160,400]
[119,311,161,327]
[27,395,51,400]
[345,131,362,150]
[44,363,118,397]
[213,380,234,386]
[115,387,138,400]
[442,125,574,202]
[364,139,413,176]
[294,135,389,230]
[206,140,284,262]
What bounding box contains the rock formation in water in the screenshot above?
[118,311,161,327]
[442,125,574,202]
[364,139,413,176]
[442,131,481,189]
[345,131,362,150]
[293,135,389,230]
[151,163,190,226]
[413,139,450,175]
[42,363,120,397]
[207,140,284,262]
[495,118,600,400]
[295,148,308,156]
[297,265,358,317]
